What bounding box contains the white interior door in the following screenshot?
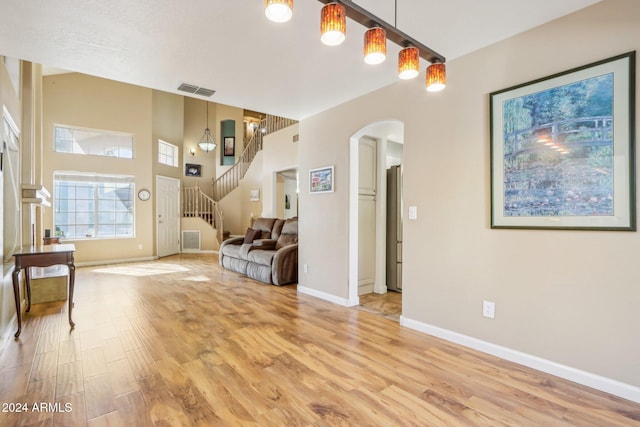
[358,137,376,295]
[156,175,180,258]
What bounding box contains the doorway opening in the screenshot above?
[273,168,298,219]
[348,120,404,320]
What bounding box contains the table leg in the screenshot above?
[68,264,76,329]
[11,269,21,338]
[25,267,32,313]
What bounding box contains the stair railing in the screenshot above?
[182,185,224,243]
[212,114,297,201]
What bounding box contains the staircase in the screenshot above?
[182,185,225,244]
[182,115,296,244]
[212,114,297,201]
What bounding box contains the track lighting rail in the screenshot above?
[316,0,446,64]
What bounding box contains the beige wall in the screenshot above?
[42,73,154,264]
[152,90,184,182]
[183,97,216,197]
[239,151,265,228]
[262,124,299,217]
[299,0,640,390]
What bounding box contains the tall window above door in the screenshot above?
[158,140,178,167]
[54,125,133,158]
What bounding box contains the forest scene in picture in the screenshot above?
[502,73,614,217]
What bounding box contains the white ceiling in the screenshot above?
[0,0,601,120]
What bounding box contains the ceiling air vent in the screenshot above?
[177,83,216,98]
[195,87,216,97]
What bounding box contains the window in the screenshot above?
[54,125,133,158]
[3,108,21,261]
[54,172,135,239]
[158,140,178,167]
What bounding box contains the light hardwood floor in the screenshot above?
[358,291,402,322]
[0,254,638,426]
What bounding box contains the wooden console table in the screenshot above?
[11,244,76,338]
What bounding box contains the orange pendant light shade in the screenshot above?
[320,3,346,46]
[426,62,446,92]
[398,46,419,79]
[264,0,293,23]
[363,27,386,65]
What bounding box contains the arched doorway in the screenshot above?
[348,120,404,319]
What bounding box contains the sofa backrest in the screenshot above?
[276,217,298,249]
[252,217,276,239]
[272,219,285,240]
[251,217,290,240]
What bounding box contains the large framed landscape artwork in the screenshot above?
[490,52,636,230]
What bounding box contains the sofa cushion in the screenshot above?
[243,228,261,244]
[221,243,243,258]
[276,218,298,250]
[271,219,285,239]
[252,239,277,250]
[276,234,297,250]
[281,218,297,234]
[247,249,276,266]
[252,218,276,239]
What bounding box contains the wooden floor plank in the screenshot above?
[56,361,84,399]
[0,254,637,427]
[106,358,139,397]
[53,392,86,427]
[84,373,116,420]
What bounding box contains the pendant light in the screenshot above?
[426,62,446,92]
[363,27,386,65]
[198,102,216,152]
[264,0,293,23]
[320,2,346,46]
[265,0,448,92]
[398,46,419,79]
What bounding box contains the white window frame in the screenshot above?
[53,172,136,240]
[54,125,134,159]
[158,139,179,167]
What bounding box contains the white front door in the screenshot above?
[156,175,181,258]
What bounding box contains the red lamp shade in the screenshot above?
[363,27,386,64]
[320,3,346,46]
[426,62,446,92]
[398,46,419,79]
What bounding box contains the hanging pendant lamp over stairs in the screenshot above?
[198,102,216,152]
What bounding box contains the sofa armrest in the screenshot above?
[222,236,244,247]
[252,239,277,250]
[272,243,298,286]
[219,236,245,266]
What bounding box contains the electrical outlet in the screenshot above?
[483,301,495,319]
[138,244,143,250]
[303,264,309,273]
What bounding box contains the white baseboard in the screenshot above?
[297,286,359,307]
[181,249,217,254]
[400,316,640,403]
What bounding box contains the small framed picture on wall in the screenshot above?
[185,163,201,177]
[309,165,334,194]
[224,137,235,156]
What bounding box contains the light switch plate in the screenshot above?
[408,205,418,220]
